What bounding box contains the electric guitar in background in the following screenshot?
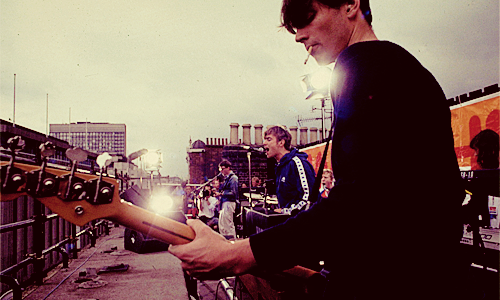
[0,136,325,300]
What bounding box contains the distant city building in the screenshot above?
[50,122,126,156]
[0,119,99,172]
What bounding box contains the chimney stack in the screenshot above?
[242,124,251,145]
[310,127,318,143]
[290,126,298,147]
[255,124,263,145]
[299,127,308,145]
[230,123,239,144]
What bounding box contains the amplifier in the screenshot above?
[244,207,290,236]
[460,226,499,251]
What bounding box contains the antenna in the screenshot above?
[46,94,49,137]
[13,74,16,127]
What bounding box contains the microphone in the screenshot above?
[240,145,266,153]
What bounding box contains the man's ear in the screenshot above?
[278,139,285,148]
[345,0,360,17]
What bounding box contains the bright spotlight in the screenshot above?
[148,194,173,215]
[144,149,162,170]
[310,67,332,90]
[301,66,333,100]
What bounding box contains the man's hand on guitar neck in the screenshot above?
[168,219,256,280]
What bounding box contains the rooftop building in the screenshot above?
[50,122,126,156]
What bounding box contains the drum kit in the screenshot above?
[242,192,278,209]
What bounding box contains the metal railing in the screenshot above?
[0,195,109,299]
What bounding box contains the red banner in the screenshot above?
[300,142,332,173]
[451,93,499,169]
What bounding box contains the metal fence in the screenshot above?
[0,194,109,298]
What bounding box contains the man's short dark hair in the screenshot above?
[219,160,232,169]
[470,129,499,169]
[264,125,292,151]
[281,0,372,34]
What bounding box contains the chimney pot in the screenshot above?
[254,124,263,145]
[290,126,298,147]
[310,127,318,143]
[299,127,308,145]
[242,124,251,145]
[230,123,239,145]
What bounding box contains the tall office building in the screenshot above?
[50,122,126,156]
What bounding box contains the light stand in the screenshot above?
[321,98,326,139]
[247,151,252,207]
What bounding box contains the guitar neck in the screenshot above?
[112,200,195,245]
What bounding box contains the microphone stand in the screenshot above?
[263,179,274,214]
[192,172,221,195]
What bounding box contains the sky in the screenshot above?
[1,0,498,178]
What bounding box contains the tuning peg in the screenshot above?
[66,148,88,163]
[7,136,25,152]
[40,142,56,158]
[97,152,113,170]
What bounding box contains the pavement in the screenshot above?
[21,226,250,300]
[15,224,500,299]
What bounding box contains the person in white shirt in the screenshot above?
[198,187,219,231]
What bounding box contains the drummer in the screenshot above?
[251,176,261,188]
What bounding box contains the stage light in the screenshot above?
[310,67,332,90]
[301,66,333,100]
[300,64,335,140]
[144,149,162,170]
[148,193,174,215]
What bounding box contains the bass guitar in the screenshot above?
[0,136,325,299]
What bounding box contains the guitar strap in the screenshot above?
[305,115,336,298]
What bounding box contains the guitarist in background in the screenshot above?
[214,160,238,240]
[170,0,466,299]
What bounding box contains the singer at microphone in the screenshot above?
[262,126,316,213]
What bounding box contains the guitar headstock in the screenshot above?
[1,137,121,226]
[34,169,121,226]
[1,136,27,201]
